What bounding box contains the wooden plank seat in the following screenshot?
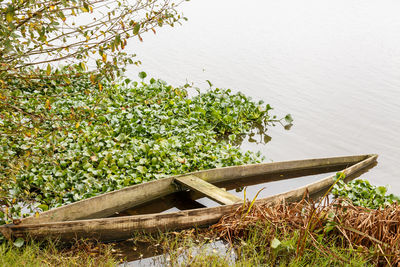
[175,175,242,205]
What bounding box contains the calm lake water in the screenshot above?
[126,0,400,195]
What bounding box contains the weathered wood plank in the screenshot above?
[175,175,242,205]
[0,154,378,242]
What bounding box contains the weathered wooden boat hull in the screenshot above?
[20,154,377,225]
[0,154,377,242]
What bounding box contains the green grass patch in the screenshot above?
[0,241,117,267]
[126,223,373,266]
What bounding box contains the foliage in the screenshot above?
[0,0,185,140]
[0,0,184,75]
[0,72,291,225]
[332,179,400,209]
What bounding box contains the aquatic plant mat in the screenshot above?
[212,197,400,266]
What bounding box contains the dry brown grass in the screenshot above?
[212,196,400,266]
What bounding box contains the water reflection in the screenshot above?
[225,120,291,147]
[127,0,400,192]
[118,239,234,266]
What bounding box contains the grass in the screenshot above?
[230,227,372,267]
[0,240,117,267]
[0,226,380,267]
[120,221,373,266]
[0,236,370,267]
[152,225,373,267]
[121,228,372,266]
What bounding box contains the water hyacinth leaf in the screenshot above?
[136,166,146,174]
[377,186,386,195]
[138,71,147,79]
[284,114,293,123]
[37,204,49,211]
[332,178,400,209]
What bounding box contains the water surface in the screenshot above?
[126,0,400,192]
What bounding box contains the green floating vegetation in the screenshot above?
[332,178,400,209]
[0,72,292,224]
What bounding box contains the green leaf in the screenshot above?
[271,238,281,249]
[324,222,336,234]
[284,114,293,123]
[117,158,125,167]
[80,62,86,71]
[62,76,71,84]
[37,204,49,211]
[46,64,51,75]
[138,71,147,79]
[136,165,147,174]
[133,23,140,35]
[13,238,25,248]
[377,186,387,195]
[6,13,13,23]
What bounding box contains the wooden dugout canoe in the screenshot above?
[0,154,378,242]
